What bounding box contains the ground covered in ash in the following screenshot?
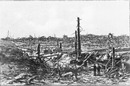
[0,39,130,86]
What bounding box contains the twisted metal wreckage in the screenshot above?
[7,17,130,84]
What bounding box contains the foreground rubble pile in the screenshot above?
[1,63,130,85]
[0,49,130,85]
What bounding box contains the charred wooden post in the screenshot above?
[112,47,115,68]
[37,43,40,58]
[94,63,96,76]
[59,42,62,51]
[77,17,81,59]
[75,31,78,56]
[37,43,42,63]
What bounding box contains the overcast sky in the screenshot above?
[0,1,129,38]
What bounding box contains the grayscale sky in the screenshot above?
[0,1,129,38]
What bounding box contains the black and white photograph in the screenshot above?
[0,0,130,86]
